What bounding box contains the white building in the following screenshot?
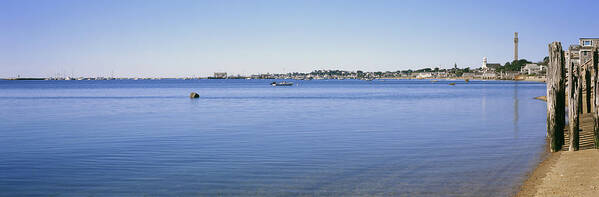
[482,57,501,71]
[213,72,227,79]
[521,64,546,75]
[482,73,497,78]
[482,57,488,69]
[416,72,433,79]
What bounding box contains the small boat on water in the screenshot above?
[271,81,294,86]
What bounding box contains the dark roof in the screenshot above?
[486,63,501,68]
[580,38,599,40]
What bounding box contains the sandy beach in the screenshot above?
[517,149,599,197]
[517,111,599,196]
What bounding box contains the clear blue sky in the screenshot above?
[1,0,599,78]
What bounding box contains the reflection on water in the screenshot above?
[514,82,519,138]
[0,79,548,196]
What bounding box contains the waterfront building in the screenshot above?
[482,72,497,79]
[213,72,227,79]
[501,71,521,80]
[579,38,599,64]
[565,38,599,67]
[521,64,546,75]
[416,72,433,79]
[436,72,449,78]
[462,72,476,78]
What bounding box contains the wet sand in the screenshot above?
[533,96,546,102]
[515,147,558,197]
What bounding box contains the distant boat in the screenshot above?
[271,81,293,86]
[465,79,470,83]
[449,82,456,85]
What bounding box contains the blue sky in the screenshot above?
[1,0,599,78]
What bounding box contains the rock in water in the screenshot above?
[190,92,200,98]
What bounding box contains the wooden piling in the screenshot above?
[568,60,581,151]
[585,66,592,113]
[591,56,596,114]
[547,42,566,152]
[593,48,599,149]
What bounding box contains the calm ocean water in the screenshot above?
[0,79,547,196]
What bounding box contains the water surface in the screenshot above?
[0,79,547,196]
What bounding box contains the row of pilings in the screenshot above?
[547,42,599,152]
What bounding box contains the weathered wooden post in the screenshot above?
[593,47,599,149]
[547,42,566,152]
[585,66,592,113]
[591,57,596,113]
[568,60,581,151]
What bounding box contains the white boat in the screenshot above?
[271,81,293,86]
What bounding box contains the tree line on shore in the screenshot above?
[282,56,548,78]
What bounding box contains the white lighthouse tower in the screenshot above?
[482,57,488,70]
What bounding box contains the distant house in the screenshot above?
[436,72,449,78]
[213,72,227,79]
[416,72,433,79]
[565,38,599,68]
[462,72,476,78]
[521,64,546,75]
[579,38,599,64]
[501,71,521,79]
[482,72,497,79]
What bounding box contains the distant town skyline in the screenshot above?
[1,0,599,78]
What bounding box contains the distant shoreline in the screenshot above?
[1,78,46,80]
[0,77,547,83]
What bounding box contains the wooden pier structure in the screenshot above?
[563,113,596,151]
[547,42,599,152]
